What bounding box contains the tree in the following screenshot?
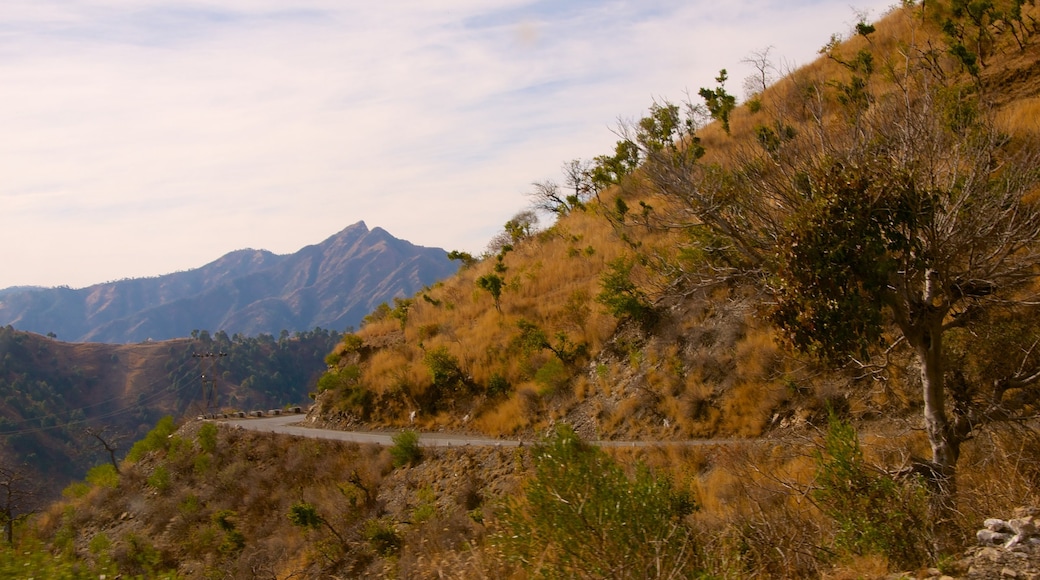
[487,210,539,255]
[698,69,737,134]
[476,273,504,313]
[590,139,641,191]
[0,464,37,544]
[562,158,595,204]
[447,250,477,268]
[528,180,571,216]
[85,426,124,474]
[632,7,1040,493]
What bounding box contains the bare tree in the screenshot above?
[85,426,124,474]
[0,464,38,544]
[741,46,775,99]
[562,158,595,204]
[527,179,570,215]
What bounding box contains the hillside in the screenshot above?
[10,2,1040,578]
[0,325,339,499]
[0,222,457,343]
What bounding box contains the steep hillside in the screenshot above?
[0,222,458,343]
[313,1,1040,444]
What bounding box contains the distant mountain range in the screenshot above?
[0,222,458,343]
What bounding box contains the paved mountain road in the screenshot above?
[221,414,742,448]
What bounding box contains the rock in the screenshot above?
[989,518,1015,533]
[1011,517,1040,537]
[980,529,1015,545]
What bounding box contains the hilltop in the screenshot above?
[10,2,1040,578]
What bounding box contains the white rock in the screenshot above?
[987,518,1013,533]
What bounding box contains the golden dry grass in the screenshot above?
[304,4,1040,575]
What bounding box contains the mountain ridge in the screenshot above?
[0,221,458,343]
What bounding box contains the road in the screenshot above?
[222,414,741,448]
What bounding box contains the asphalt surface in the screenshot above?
[221,414,740,448]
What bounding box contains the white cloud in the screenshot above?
[0,0,894,288]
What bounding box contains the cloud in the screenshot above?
[0,0,894,288]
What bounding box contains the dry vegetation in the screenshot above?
[11,1,1040,578]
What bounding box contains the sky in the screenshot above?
[1,0,896,290]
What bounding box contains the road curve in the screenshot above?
[221,414,742,448]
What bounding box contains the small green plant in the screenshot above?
[699,69,737,133]
[411,486,437,524]
[487,373,510,398]
[390,430,422,468]
[179,494,201,517]
[211,512,245,555]
[193,453,212,475]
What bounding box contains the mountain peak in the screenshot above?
[0,223,456,342]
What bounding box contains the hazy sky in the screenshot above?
[1,0,894,289]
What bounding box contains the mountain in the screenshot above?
[0,222,458,343]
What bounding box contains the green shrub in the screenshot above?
[179,494,201,517]
[390,430,422,468]
[363,518,402,556]
[487,373,510,398]
[596,257,655,325]
[86,463,119,489]
[126,416,177,463]
[61,482,90,499]
[496,425,697,578]
[211,509,246,554]
[146,466,171,493]
[193,453,212,475]
[813,413,932,568]
[197,422,218,454]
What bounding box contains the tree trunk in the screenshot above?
[918,323,959,480]
[915,312,962,552]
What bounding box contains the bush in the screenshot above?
[496,425,697,578]
[364,518,402,556]
[390,430,422,468]
[596,257,655,325]
[814,413,932,568]
[146,466,171,493]
[197,422,218,454]
[86,463,119,489]
[125,416,177,463]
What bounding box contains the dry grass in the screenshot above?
[292,2,1040,576]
